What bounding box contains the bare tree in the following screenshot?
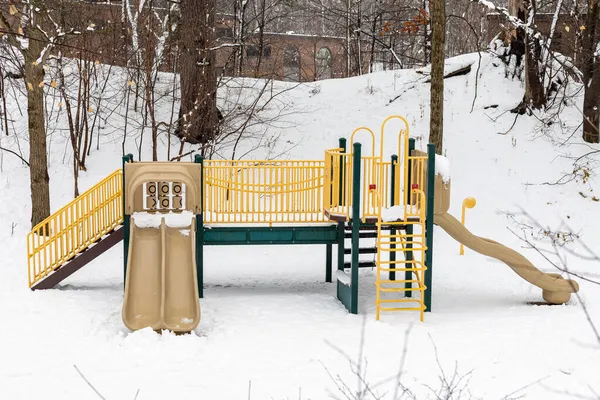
[580,0,600,143]
[177,0,219,154]
[0,1,80,228]
[429,0,445,154]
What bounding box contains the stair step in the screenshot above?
[31,225,124,290]
[343,261,376,269]
[344,231,378,239]
[343,247,377,255]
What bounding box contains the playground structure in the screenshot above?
[26,115,579,333]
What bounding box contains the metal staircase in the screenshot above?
[27,169,124,289]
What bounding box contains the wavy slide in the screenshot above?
[122,217,200,333]
[434,212,579,304]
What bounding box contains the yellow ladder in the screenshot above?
[375,219,428,321]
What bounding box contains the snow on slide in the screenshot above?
[434,212,579,304]
[122,216,200,333]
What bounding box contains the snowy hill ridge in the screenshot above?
[0,52,598,399]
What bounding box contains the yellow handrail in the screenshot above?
[27,169,124,287]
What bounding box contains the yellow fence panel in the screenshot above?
[27,169,124,287]
[203,160,328,224]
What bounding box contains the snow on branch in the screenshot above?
[472,0,532,33]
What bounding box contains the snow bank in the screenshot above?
[132,211,195,228]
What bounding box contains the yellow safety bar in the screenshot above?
[26,169,123,287]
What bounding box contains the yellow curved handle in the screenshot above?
[460,197,477,255]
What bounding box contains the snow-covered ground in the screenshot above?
[1,53,599,399]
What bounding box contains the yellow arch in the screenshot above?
[350,127,376,157]
[379,115,410,159]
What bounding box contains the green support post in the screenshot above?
[336,221,345,302]
[325,244,332,282]
[122,154,133,288]
[195,154,204,299]
[349,142,361,315]
[405,138,415,297]
[424,143,436,312]
[389,154,398,281]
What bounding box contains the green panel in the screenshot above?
[203,226,338,245]
[249,228,293,242]
[294,227,337,242]
[337,279,352,312]
[204,228,247,243]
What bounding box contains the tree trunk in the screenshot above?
[581,0,600,143]
[583,91,600,143]
[523,29,546,109]
[24,51,51,228]
[177,0,218,151]
[511,0,546,113]
[429,0,445,155]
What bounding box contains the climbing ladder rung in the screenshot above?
[376,246,427,252]
[377,266,426,272]
[378,306,426,312]
[378,299,426,305]
[378,278,421,284]
[377,260,426,266]
[377,279,425,287]
[377,286,425,293]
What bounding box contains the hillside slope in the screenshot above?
[0,52,598,399]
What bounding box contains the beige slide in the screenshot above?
[122,217,200,333]
[434,212,579,304]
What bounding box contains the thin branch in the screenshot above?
[0,145,29,166]
[73,365,106,400]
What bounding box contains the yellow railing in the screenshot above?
[203,159,328,224]
[324,149,352,220]
[402,154,429,219]
[27,169,124,288]
[361,157,391,221]
[323,151,393,222]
